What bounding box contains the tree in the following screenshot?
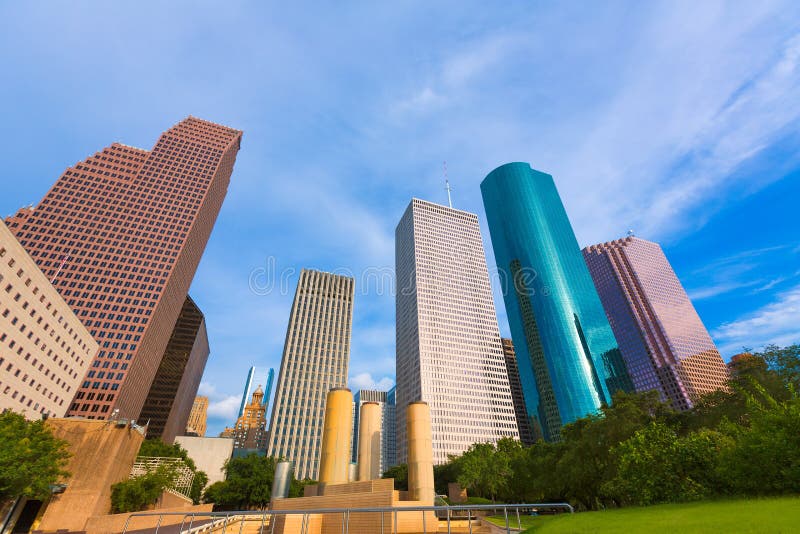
[0,411,71,502]
[605,422,730,506]
[202,455,281,509]
[456,441,515,502]
[289,478,317,498]
[110,463,179,513]
[434,457,462,496]
[381,464,408,491]
[136,438,206,504]
[138,439,198,470]
[757,344,800,389]
[717,384,800,495]
[556,390,671,510]
[190,470,208,504]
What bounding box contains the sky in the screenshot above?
[1,1,799,436]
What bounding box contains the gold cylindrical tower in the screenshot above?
[357,402,382,481]
[407,401,435,503]
[318,387,353,485]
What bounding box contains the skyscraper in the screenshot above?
[267,269,354,479]
[395,198,519,465]
[583,236,729,410]
[139,295,209,442]
[500,338,535,445]
[351,388,397,476]
[186,395,209,437]
[481,162,632,442]
[385,385,397,469]
[238,366,274,419]
[230,385,269,452]
[5,117,242,422]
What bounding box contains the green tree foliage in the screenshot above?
[289,478,317,498]
[434,457,462,496]
[0,411,71,502]
[433,347,800,510]
[138,439,198,470]
[110,464,179,513]
[382,463,408,491]
[202,455,305,509]
[456,438,523,502]
[717,384,800,495]
[135,438,207,504]
[605,422,730,505]
[757,344,800,389]
[190,470,208,504]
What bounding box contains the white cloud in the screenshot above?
[349,372,395,392]
[688,280,762,301]
[393,87,446,114]
[197,382,218,397]
[207,395,241,421]
[712,284,800,355]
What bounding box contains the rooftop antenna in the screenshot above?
[443,161,453,208]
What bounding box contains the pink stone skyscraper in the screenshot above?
[6,117,242,422]
[583,236,728,410]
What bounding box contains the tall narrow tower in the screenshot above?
[481,162,632,441]
[5,117,242,422]
[583,236,729,410]
[139,295,210,442]
[267,269,354,479]
[395,198,519,465]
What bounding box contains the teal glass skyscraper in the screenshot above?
[481,163,632,441]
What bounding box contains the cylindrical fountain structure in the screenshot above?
[318,387,353,486]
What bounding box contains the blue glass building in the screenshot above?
[481,162,632,441]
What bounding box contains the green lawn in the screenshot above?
[490,497,800,533]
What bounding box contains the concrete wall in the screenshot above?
[174,435,234,486]
[273,479,435,534]
[83,504,213,534]
[36,419,145,532]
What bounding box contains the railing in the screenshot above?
[122,503,573,534]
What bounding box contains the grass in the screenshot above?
[490,496,800,533]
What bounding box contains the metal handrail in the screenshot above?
[122,503,573,534]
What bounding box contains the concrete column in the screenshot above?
[406,401,435,504]
[348,462,358,482]
[357,401,382,481]
[271,461,293,500]
[318,388,353,485]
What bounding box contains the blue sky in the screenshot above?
[1,2,799,435]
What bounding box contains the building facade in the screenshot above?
[500,338,535,445]
[583,236,729,410]
[385,386,397,468]
[395,198,519,465]
[229,385,269,451]
[481,163,632,442]
[139,296,209,442]
[4,117,241,422]
[267,270,354,479]
[186,395,209,437]
[351,388,397,475]
[0,221,97,418]
[238,366,274,419]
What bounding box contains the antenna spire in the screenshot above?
[443,161,453,208]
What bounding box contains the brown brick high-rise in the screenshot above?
[5,117,241,421]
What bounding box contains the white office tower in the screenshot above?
[395,199,519,464]
[267,269,354,479]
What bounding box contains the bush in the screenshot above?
[110,464,178,513]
